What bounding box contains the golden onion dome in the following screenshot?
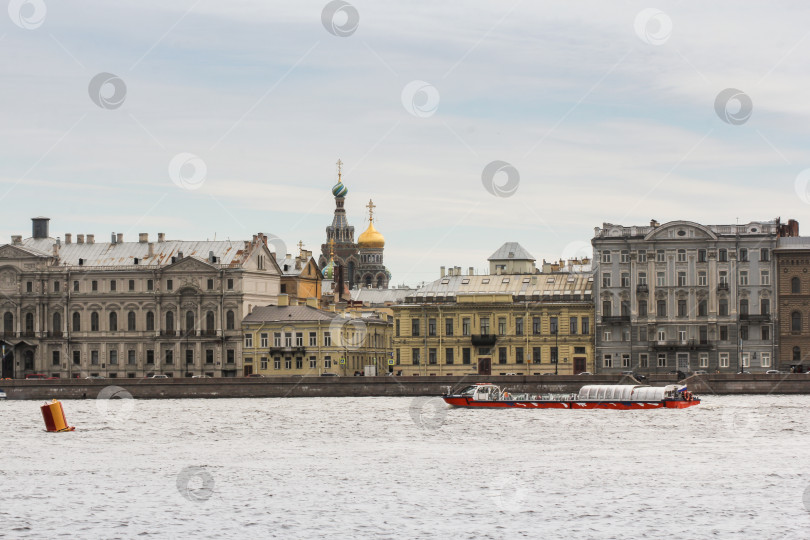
[358,221,385,248]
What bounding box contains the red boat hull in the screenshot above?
[442,397,700,409]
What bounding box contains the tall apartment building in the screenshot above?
[0,217,281,379]
[592,219,784,374]
[392,243,594,376]
[774,230,810,372]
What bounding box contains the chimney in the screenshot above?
[86,234,94,244]
[468,267,474,276]
[116,233,123,243]
[111,232,116,244]
[262,234,268,246]
[77,234,85,244]
[31,217,49,239]
[148,242,154,257]
[139,233,148,243]
[440,266,445,278]
[278,294,289,307]
[52,244,59,257]
[178,251,183,259]
[305,297,318,308]
[64,233,72,244]
[208,250,215,263]
[11,234,21,245]
[158,233,165,243]
[455,266,461,276]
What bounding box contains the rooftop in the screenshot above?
[243,305,337,323]
[487,242,535,261]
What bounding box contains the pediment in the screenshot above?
[644,221,718,242]
[0,244,48,260]
[162,256,216,273]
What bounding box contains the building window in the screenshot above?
[309,357,317,369]
[639,353,649,368]
[719,353,729,368]
[428,318,436,336]
[226,310,235,330]
[639,326,648,341]
[603,330,611,341]
[792,277,801,294]
[110,280,117,292]
[260,333,269,348]
[719,271,728,285]
[739,248,748,262]
[742,353,750,368]
[109,312,118,332]
[603,354,612,368]
[698,271,707,286]
[295,332,303,347]
[71,312,80,332]
[411,319,420,337]
[656,272,665,287]
[309,332,316,346]
[677,249,686,262]
[677,272,686,287]
[227,279,234,290]
[480,318,490,334]
[698,249,707,263]
[284,358,292,369]
[515,347,524,364]
[498,347,507,364]
[657,353,667,368]
[740,271,748,286]
[227,350,234,363]
[429,348,437,365]
[761,352,771,368]
[620,250,629,263]
[91,350,99,365]
[638,300,647,317]
[760,249,770,261]
[295,357,303,369]
[638,250,647,263]
[720,326,728,341]
[260,357,268,370]
[718,249,728,262]
[185,311,195,334]
[462,318,470,336]
[551,347,559,364]
[109,350,118,365]
[91,312,99,332]
[569,317,577,334]
[699,353,708,368]
[621,273,630,287]
[621,354,630,368]
[73,281,79,292]
[498,318,506,336]
[166,279,173,291]
[677,299,686,317]
[207,279,214,290]
[761,325,770,340]
[760,270,770,286]
[145,311,154,331]
[128,350,136,365]
[532,347,541,363]
[446,348,454,365]
[601,251,611,263]
[146,350,154,364]
[601,301,611,318]
[581,317,589,334]
[166,312,174,333]
[739,326,748,341]
[72,350,81,365]
[698,299,707,317]
[740,299,749,315]
[656,300,666,317]
[274,358,281,370]
[550,317,558,335]
[656,250,665,263]
[245,333,253,348]
[147,279,153,291]
[128,279,135,291]
[445,318,453,336]
[412,348,420,365]
[678,328,687,341]
[793,347,801,362]
[324,332,331,346]
[792,311,802,332]
[602,273,611,287]
[719,299,728,316]
[657,329,665,341]
[91,280,97,292]
[395,319,400,337]
[284,333,292,347]
[462,348,471,364]
[637,272,647,286]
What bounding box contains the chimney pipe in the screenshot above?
[86,234,94,244]
[111,232,116,244]
[158,233,165,243]
[31,217,50,239]
[116,233,124,243]
[440,266,445,278]
[139,233,148,243]
[77,234,85,244]
[468,267,474,276]
[64,233,72,244]
[148,242,154,257]
[11,235,21,245]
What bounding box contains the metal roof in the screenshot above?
[18,237,248,268]
[350,287,416,305]
[404,272,592,303]
[776,237,810,250]
[487,242,535,261]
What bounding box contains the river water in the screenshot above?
[1,393,809,539]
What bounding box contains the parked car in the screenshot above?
[191,375,210,378]
[149,374,169,379]
[693,370,708,375]
[246,374,265,378]
[320,373,339,377]
[765,370,783,374]
[25,373,48,379]
[578,371,593,376]
[85,375,105,379]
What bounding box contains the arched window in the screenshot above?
[792,311,802,332]
[72,312,80,332]
[186,311,194,333]
[166,311,174,333]
[25,313,34,333]
[794,346,801,362]
[146,311,154,331]
[365,275,372,287]
[91,312,99,332]
[792,277,801,294]
[226,310,235,330]
[206,311,215,333]
[52,312,61,334]
[4,312,13,334]
[109,312,118,332]
[128,311,136,331]
[376,275,384,288]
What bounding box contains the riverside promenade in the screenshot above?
[2,373,809,400]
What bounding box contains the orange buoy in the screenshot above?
[41,399,75,432]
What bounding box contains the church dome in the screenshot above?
[358,221,385,249]
[332,180,348,198]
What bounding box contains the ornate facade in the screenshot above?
[0,218,281,379]
[319,160,390,290]
[775,231,809,372]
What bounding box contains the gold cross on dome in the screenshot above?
[328,238,336,257]
[366,199,376,222]
[336,159,343,181]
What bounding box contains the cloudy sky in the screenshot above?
[1,1,809,285]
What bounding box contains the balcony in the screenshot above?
[471,334,497,346]
[651,339,712,350]
[717,283,729,291]
[740,313,770,322]
[270,346,306,355]
[636,284,648,294]
[602,315,630,324]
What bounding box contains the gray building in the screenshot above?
[592,219,782,374]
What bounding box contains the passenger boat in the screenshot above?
[0,388,6,400]
[442,383,700,409]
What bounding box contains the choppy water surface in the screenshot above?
[2,394,809,539]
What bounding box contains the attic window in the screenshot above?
[567,276,575,282]
[502,278,510,283]
[461,279,470,284]
[481,278,490,284]
[547,278,554,283]
[677,230,686,236]
[441,279,450,284]
[522,278,530,283]
[751,227,758,233]
[508,252,515,258]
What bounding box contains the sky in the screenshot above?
[1,1,809,287]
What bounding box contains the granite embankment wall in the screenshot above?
[2,374,809,400]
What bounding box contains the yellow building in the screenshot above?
[241,295,392,376]
[278,244,323,308]
[392,243,595,376]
